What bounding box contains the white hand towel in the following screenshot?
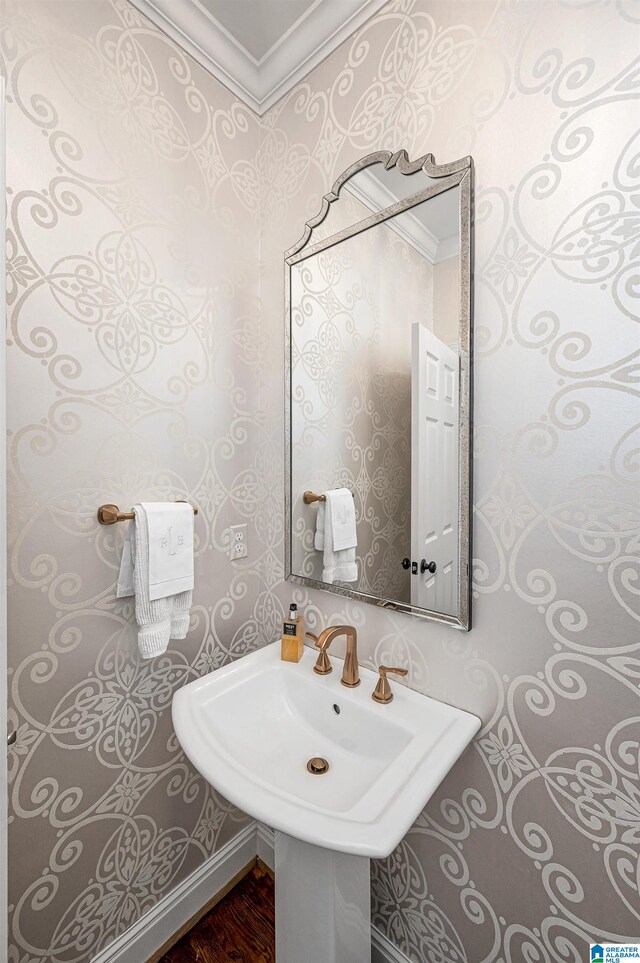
[315,489,358,584]
[116,504,194,660]
[328,488,357,551]
[142,501,194,601]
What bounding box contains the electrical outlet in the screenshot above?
[229,523,248,560]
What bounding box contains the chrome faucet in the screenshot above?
[305,625,360,687]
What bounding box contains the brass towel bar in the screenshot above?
[303,490,354,505]
[97,502,198,525]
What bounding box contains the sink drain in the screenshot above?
[307,756,330,775]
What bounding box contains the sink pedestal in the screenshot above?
[275,832,371,963]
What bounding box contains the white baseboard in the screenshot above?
[372,925,412,963]
[257,821,275,871]
[91,822,257,963]
[90,818,410,963]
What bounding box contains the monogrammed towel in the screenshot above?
[142,501,194,601]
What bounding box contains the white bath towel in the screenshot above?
[117,504,194,660]
[314,501,326,552]
[314,490,358,584]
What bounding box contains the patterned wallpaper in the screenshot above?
[2,1,276,959]
[3,0,640,962]
[262,0,640,959]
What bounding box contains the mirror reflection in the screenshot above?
[286,153,472,628]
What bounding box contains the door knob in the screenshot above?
[7,730,16,747]
[402,559,420,575]
[420,559,436,574]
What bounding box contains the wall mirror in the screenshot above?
[285,150,473,630]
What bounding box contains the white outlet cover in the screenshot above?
[229,524,248,559]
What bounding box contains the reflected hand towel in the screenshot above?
[315,489,358,584]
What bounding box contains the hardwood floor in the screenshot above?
[159,863,275,963]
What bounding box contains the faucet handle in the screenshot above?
[372,665,408,704]
[306,631,332,675]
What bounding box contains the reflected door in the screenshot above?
[411,324,459,612]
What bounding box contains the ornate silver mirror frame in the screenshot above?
[284,150,473,630]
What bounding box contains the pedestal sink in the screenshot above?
[172,642,480,962]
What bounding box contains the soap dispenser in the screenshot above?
[281,602,304,663]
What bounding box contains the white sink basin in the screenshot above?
[173,641,480,859]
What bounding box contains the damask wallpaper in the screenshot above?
[2,1,276,959]
[3,0,640,962]
[262,0,640,960]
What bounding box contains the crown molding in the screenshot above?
[129,0,389,116]
[345,169,459,264]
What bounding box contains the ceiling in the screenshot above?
[198,0,317,64]
[130,0,389,115]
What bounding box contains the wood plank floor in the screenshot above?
[160,863,275,963]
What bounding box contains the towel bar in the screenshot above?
[97,502,198,525]
[303,490,353,505]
